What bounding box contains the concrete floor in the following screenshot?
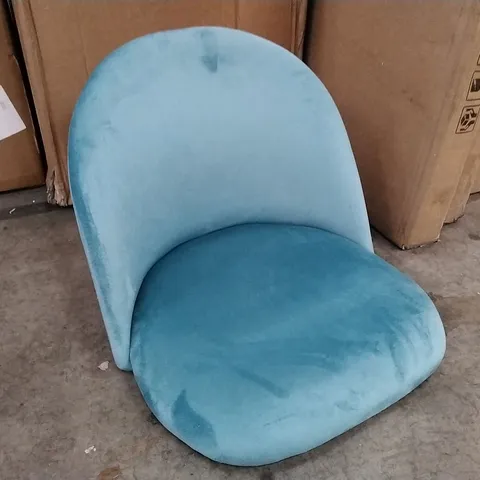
[1,192,480,480]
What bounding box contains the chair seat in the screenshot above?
[130,224,445,466]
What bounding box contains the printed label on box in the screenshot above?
[467,71,480,101]
[0,86,26,142]
[456,105,480,134]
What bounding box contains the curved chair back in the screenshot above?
[69,27,372,370]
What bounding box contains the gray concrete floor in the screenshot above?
[1,192,480,480]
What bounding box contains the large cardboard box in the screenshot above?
[0,1,43,192]
[306,0,480,248]
[11,0,307,205]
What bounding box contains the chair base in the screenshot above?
[130,224,445,466]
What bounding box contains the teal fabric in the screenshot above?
[68,26,446,467]
[131,224,445,466]
[68,27,372,371]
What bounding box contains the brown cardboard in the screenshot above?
[306,0,480,248]
[0,2,43,192]
[472,164,480,194]
[445,135,480,223]
[12,0,307,205]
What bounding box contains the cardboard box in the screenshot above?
[0,1,43,192]
[11,0,307,205]
[306,0,480,248]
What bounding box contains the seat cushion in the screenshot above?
[130,224,445,466]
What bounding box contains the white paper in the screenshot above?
[0,85,26,141]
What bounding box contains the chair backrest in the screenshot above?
[69,27,372,370]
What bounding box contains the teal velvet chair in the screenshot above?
[69,27,446,466]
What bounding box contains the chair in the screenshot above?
[69,27,445,466]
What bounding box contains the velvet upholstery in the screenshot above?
[68,27,372,371]
[131,224,445,466]
[69,26,446,467]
